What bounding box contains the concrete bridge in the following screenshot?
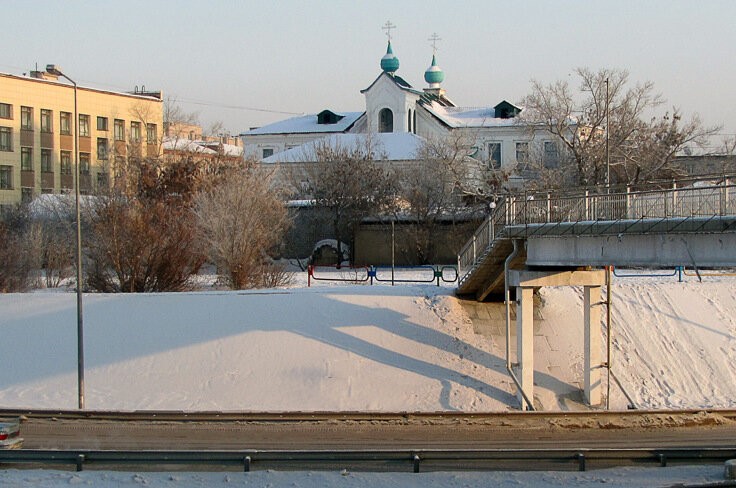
[456,177,736,410]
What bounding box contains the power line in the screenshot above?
[0,67,302,118]
[176,98,303,116]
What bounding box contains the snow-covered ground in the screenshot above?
[2,268,736,486]
[1,465,729,488]
[1,268,734,411]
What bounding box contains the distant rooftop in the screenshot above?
[421,100,523,128]
[0,71,163,101]
[261,132,425,163]
[242,111,364,136]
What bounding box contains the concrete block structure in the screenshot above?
[509,269,606,409]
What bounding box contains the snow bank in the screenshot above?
[0,273,734,411]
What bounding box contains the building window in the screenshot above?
[488,142,502,169]
[42,149,52,173]
[21,147,33,171]
[114,119,125,141]
[41,109,52,133]
[21,107,32,130]
[130,121,141,142]
[79,114,90,137]
[80,153,90,175]
[0,165,12,189]
[60,112,72,135]
[262,148,274,159]
[97,116,108,131]
[61,151,72,175]
[21,187,33,203]
[97,172,109,188]
[146,123,157,144]
[97,138,108,160]
[0,103,11,119]
[543,141,560,168]
[0,127,11,151]
[378,108,393,133]
[515,142,529,163]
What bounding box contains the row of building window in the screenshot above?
[485,141,561,169]
[17,147,93,174]
[1,127,116,161]
[0,154,102,190]
[0,166,109,193]
[0,102,157,143]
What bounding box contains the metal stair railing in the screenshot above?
[457,199,509,286]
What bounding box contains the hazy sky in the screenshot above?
[4,0,734,146]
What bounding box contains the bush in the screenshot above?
[0,207,35,292]
[195,169,290,289]
[85,157,206,292]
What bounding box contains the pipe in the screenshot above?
[606,266,612,410]
[504,240,535,411]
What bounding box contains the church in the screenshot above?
[240,32,557,173]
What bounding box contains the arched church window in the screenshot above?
[379,108,393,133]
[407,110,412,133]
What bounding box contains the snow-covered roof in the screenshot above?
[242,111,364,136]
[199,141,244,157]
[220,143,244,157]
[162,137,218,154]
[421,101,521,128]
[261,132,425,163]
[360,71,423,96]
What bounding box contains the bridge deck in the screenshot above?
[457,180,736,301]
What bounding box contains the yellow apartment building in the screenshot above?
[0,70,163,205]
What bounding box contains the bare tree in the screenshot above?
[521,67,720,186]
[85,156,206,292]
[163,97,199,133]
[393,133,486,263]
[0,206,37,292]
[194,167,290,289]
[286,136,397,264]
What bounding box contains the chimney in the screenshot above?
[30,70,59,81]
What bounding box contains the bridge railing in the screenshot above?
[458,178,734,285]
[504,178,734,227]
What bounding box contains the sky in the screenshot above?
[3,1,735,146]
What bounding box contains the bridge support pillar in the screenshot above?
[509,270,606,408]
[516,285,535,410]
[584,285,602,405]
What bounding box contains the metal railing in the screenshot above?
[457,199,510,281]
[3,447,735,473]
[458,178,735,285]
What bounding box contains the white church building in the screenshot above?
[241,37,558,175]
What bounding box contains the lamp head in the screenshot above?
[45,64,62,76]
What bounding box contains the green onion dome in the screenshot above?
[380,41,400,73]
[424,54,444,86]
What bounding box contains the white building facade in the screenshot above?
[241,40,557,173]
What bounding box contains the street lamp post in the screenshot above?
[605,77,610,191]
[46,64,84,410]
